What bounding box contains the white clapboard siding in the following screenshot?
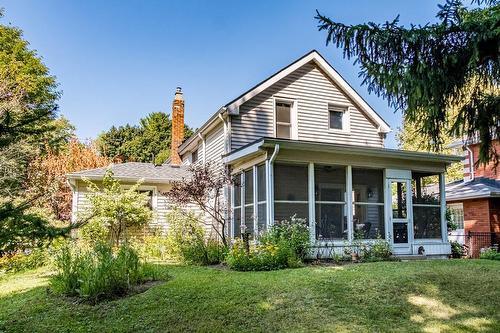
[205,123,225,166]
[231,61,384,150]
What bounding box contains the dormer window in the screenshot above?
[276,102,292,139]
[329,104,348,131]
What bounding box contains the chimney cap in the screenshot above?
[174,87,183,101]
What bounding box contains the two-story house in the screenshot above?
[67,50,461,258]
[446,138,500,256]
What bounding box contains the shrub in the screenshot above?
[480,248,500,260]
[0,248,48,273]
[51,242,162,303]
[344,236,393,262]
[450,241,464,258]
[226,216,310,271]
[166,208,226,265]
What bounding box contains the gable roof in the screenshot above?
[224,50,391,133]
[179,50,391,154]
[67,162,191,183]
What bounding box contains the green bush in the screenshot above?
[0,248,48,273]
[51,242,162,303]
[166,209,226,265]
[226,217,310,271]
[450,241,464,258]
[344,236,393,262]
[480,248,500,260]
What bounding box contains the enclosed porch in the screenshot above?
[224,138,462,258]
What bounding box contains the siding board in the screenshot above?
[231,61,384,150]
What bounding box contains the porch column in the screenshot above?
[308,163,315,244]
[440,172,448,242]
[346,165,353,241]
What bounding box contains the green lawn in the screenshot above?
[0,260,499,333]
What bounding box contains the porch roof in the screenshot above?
[223,138,463,167]
[446,177,500,201]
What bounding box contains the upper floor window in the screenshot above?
[276,102,292,139]
[191,149,198,163]
[329,105,348,131]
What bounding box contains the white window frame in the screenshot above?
[273,97,298,140]
[122,184,158,210]
[327,103,350,133]
[447,203,464,230]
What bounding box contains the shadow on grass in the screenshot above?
[0,261,498,332]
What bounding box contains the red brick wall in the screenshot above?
[462,199,491,232]
[468,141,500,180]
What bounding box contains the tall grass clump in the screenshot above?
[51,241,163,303]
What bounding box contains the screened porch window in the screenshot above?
[276,102,292,139]
[412,172,442,239]
[448,203,464,230]
[352,168,384,239]
[315,165,346,240]
[231,165,267,238]
[274,164,309,222]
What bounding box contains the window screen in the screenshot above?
[352,168,384,239]
[329,105,346,130]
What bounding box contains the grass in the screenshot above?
[0,260,499,332]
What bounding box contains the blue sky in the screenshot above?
[2,1,441,148]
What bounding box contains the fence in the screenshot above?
[462,232,500,258]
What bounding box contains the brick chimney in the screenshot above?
[170,87,184,166]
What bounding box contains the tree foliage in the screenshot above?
[166,163,231,247]
[0,10,76,253]
[316,0,500,165]
[26,140,112,221]
[83,170,153,246]
[97,112,194,165]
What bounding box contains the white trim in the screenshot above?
[273,97,298,140]
[440,173,448,243]
[346,166,353,241]
[308,162,316,245]
[253,165,258,237]
[327,103,351,134]
[225,50,391,133]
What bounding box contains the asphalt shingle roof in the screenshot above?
[446,177,500,201]
[67,162,191,183]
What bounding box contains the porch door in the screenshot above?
[387,178,412,255]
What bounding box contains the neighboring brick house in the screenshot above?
[446,140,500,256]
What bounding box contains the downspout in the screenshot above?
[198,133,206,165]
[267,144,280,228]
[218,111,230,242]
[218,111,229,154]
[465,146,474,181]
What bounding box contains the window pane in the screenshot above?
[329,111,343,129]
[257,203,266,235]
[276,102,291,123]
[412,172,440,204]
[233,208,241,237]
[391,181,407,219]
[352,168,384,204]
[448,204,464,229]
[192,149,198,163]
[353,204,384,239]
[276,124,291,139]
[233,177,241,207]
[274,203,308,222]
[413,206,442,239]
[245,170,253,204]
[138,190,153,209]
[315,165,345,202]
[316,203,346,240]
[244,206,254,237]
[393,223,408,243]
[257,164,266,201]
[274,164,308,201]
